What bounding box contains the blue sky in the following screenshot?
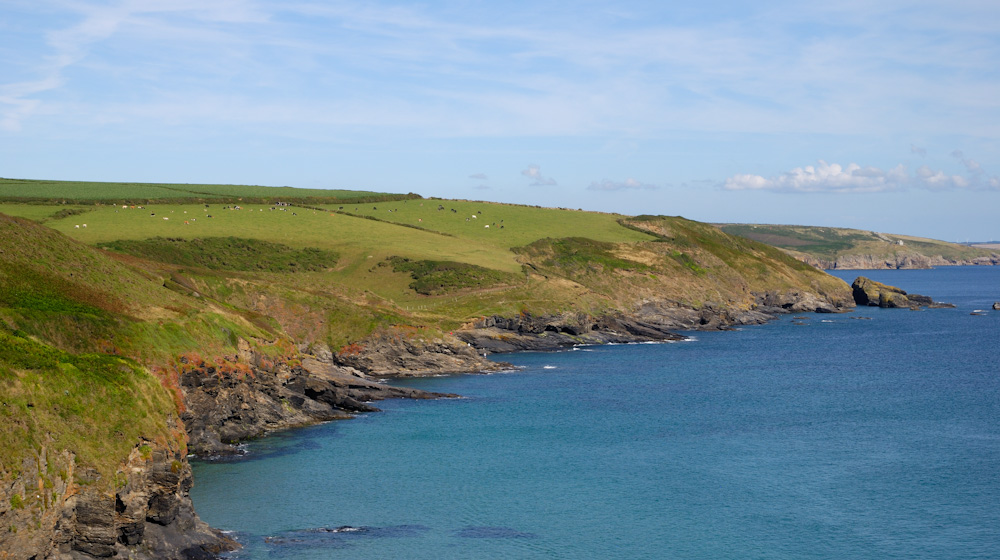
[2,0,999,241]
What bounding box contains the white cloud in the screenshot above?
[521,164,556,186]
[722,159,998,193]
[587,178,658,191]
[910,144,927,157]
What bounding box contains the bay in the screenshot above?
[191,267,1000,559]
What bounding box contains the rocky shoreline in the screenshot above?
[4,289,854,560]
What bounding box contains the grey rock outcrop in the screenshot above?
[331,333,506,377]
[455,290,852,354]
[0,440,234,560]
[851,277,955,309]
[180,346,458,457]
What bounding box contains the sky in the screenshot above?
[2,0,999,241]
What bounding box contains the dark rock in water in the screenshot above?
[994,302,1000,310]
[851,276,955,309]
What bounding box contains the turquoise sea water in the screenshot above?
[191,267,1000,559]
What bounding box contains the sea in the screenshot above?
[190,267,1000,559]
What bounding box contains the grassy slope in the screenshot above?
[0,214,292,490]
[717,223,996,263]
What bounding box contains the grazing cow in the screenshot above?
[82,224,87,228]
[485,224,489,228]
[471,215,477,219]
[74,225,79,228]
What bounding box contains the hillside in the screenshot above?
[716,223,1000,269]
[1,180,856,558]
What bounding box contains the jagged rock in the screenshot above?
[455,291,853,355]
[851,276,954,309]
[332,333,507,376]
[993,302,1000,310]
[180,348,458,457]
[0,441,235,560]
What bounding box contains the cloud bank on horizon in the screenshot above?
[723,156,1000,194]
[1,0,998,239]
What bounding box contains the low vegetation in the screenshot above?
[98,237,339,273]
[385,256,523,295]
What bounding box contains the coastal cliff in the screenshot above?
[2,195,856,558]
[0,439,233,560]
[179,341,460,457]
[805,253,1000,270]
[716,224,1000,270]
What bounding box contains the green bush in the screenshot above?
[98,237,339,273]
[386,257,520,295]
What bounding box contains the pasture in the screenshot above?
[0,177,398,202]
[338,198,654,250]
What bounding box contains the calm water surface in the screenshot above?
[191,267,1000,559]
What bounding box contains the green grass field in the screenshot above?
[0,177,403,202]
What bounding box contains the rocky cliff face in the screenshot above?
[0,439,233,560]
[330,332,506,377]
[180,342,460,457]
[805,253,1000,270]
[456,290,853,353]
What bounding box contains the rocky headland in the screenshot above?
[455,290,849,353]
[180,339,464,458]
[851,276,956,309]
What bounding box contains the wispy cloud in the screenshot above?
[5,1,999,139]
[723,159,1000,193]
[521,164,556,186]
[468,173,487,180]
[587,178,658,191]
